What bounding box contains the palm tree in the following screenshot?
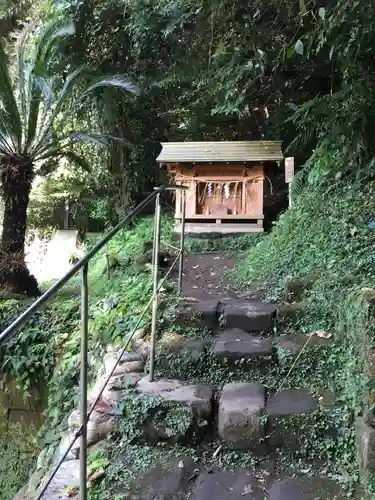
[0,23,138,296]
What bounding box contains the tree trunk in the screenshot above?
[0,158,40,297]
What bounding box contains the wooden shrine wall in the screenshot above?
[168,163,264,219]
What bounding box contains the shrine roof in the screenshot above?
[157,141,283,163]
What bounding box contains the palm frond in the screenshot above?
[26,81,43,152]
[81,76,140,98]
[23,22,75,152]
[0,20,138,175]
[35,78,55,111]
[68,132,132,148]
[34,145,65,162]
[33,22,74,77]
[0,110,17,154]
[14,25,31,127]
[31,66,87,155]
[0,39,21,149]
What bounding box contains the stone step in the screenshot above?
[173,299,277,332]
[268,477,353,500]
[266,388,318,451]
[222,301,277,333]
[97,454,356,500]
[274,333,331,366]
[130,377,214,443]
[34,456,356,500]
[218,382,266,452]
[174,299,220,330]
[213,331,331,364]
[213,329,274,364]
[217,383,338,453]
[191,469,272,499]
[191,473,351,500]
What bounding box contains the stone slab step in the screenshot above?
[174,299,277,332]
[191,472,351,500]
[191,470,271,499]
[217,384,328,453]
[213,329,274,362]
[268,477,350,500]
[223,301,276,333]
[174,299,220,330]
[266,388,318,450]
[266,388,317,416]
[274,333,331,365]
[136,377,214,443]
[218,383,265,451]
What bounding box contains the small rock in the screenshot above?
[218,383,265,450]
[356,417,375,476]
[132,338,151,360]
[132,328,146,340]
[68,409,115,453]
[53,434,78,466]
[103,350,144,376]
[88,376,107,401]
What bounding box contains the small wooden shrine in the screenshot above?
[157,141,283,234]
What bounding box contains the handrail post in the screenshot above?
[177,189,186,295]
[80,263,89,500]
[149,192,161,382]
[105,243,111,280]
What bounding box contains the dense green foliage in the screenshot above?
[1,0,372,230]
[0,21,139,294]
[0,0,373,222]
[0,216,174,496]
[1,0,375,496]
[230,168,375,492]
[0,422,36,500]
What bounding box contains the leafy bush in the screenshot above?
[236,177,375,304]
[0,215,174,493]
[232,170,375,486]
[0,422,37,499]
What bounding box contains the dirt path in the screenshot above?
[181,252,255,302]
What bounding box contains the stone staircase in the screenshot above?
[155,297,334,454]
[24,255,361,499]
[123,296,350,499]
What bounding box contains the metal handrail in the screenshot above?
[0,184,187,500]
[0,187,160,345]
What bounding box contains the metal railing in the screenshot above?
[0,185,187,499]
